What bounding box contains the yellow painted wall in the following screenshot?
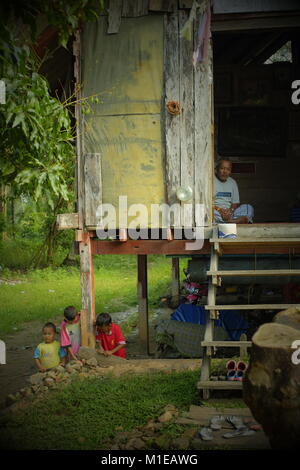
[82,15,166,226]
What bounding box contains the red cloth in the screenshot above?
[96,323,126,358]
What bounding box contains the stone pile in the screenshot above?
[5,359,109,406]
[108,404,198,450]
[4,347,200,409]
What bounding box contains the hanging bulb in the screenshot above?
[176,186,193,202]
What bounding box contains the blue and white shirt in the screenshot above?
[214,176,239,210]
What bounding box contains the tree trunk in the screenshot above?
[0,185,7,240]
[243,308,300,449]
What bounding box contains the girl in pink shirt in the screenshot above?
[60,306,81,361]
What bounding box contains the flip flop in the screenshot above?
[198,427,213,441]
[210,415,225,430]
[226,415,244,429]
[227,370,236,381]
[237,361,247,372]
[226,360,236,371]
[234,370,244,381]
[222,428,256,439]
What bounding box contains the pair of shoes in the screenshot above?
[226,360,247,381]
[222,416,255,439]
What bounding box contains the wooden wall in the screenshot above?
[164,8,214,228]
[79,1,214,229]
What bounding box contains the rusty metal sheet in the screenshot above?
[84,114,166,227]
[82,15,163,116]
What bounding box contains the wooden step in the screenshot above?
[205,304,300,310]
[210,238,300,244]
[201,341,252,348]
[207,269,300,276]
[197,380,243,390]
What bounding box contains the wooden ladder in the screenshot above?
[197,229,300,399]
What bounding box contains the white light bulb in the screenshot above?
[176,186,193,202]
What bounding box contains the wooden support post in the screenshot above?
[201,228,219,399]
[79,232,95,348]
[137,255,149,355]
[239,333,248,358]
[171,257,180,307]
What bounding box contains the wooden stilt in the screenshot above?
[200,228,218,399]
[137,254,149,355]
[80,231,95,348]
[171,257,180,307]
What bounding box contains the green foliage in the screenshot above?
[0,1,106,49]
[0,371,199,450]
[0,40,74,208]
[0,1,107,266]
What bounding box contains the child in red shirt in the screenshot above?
[95,313,126,359]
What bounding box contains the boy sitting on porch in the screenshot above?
[95,313,126,359]
[214,158,254,224]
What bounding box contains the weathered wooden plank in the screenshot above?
[91,239,211,255]
[237,224,300,239]
[149,0,176,12]
[205,304,300,310]
[80,233,95,349]
[179,0,193,9]
[73,30,84,230]
[194,21,213,227]
[212,15,300,32]
[108,0,122,34]
[200,243,217,399]
[164,9,181,226]
[86,225,214,238]
[208,270,300,276]
[213,0,300,15]
[137,255,149,355]
[122,0,149,17]
[179,9,194,229]
[210,238,300,244]
[201,341,252,347]
[197,380,243,390]
[56,213,79,230]
[84,153,102,227]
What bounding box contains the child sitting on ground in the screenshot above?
[95,313,126,359]
[34,322,66,372]
[60,306,81,361]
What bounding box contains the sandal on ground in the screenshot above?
[222,428,256,439]
[226,415,244,429]
[198,427,213,441]
[210,415,225,430]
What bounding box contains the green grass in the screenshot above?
[0,255,173,336]
[0,370,201,450]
